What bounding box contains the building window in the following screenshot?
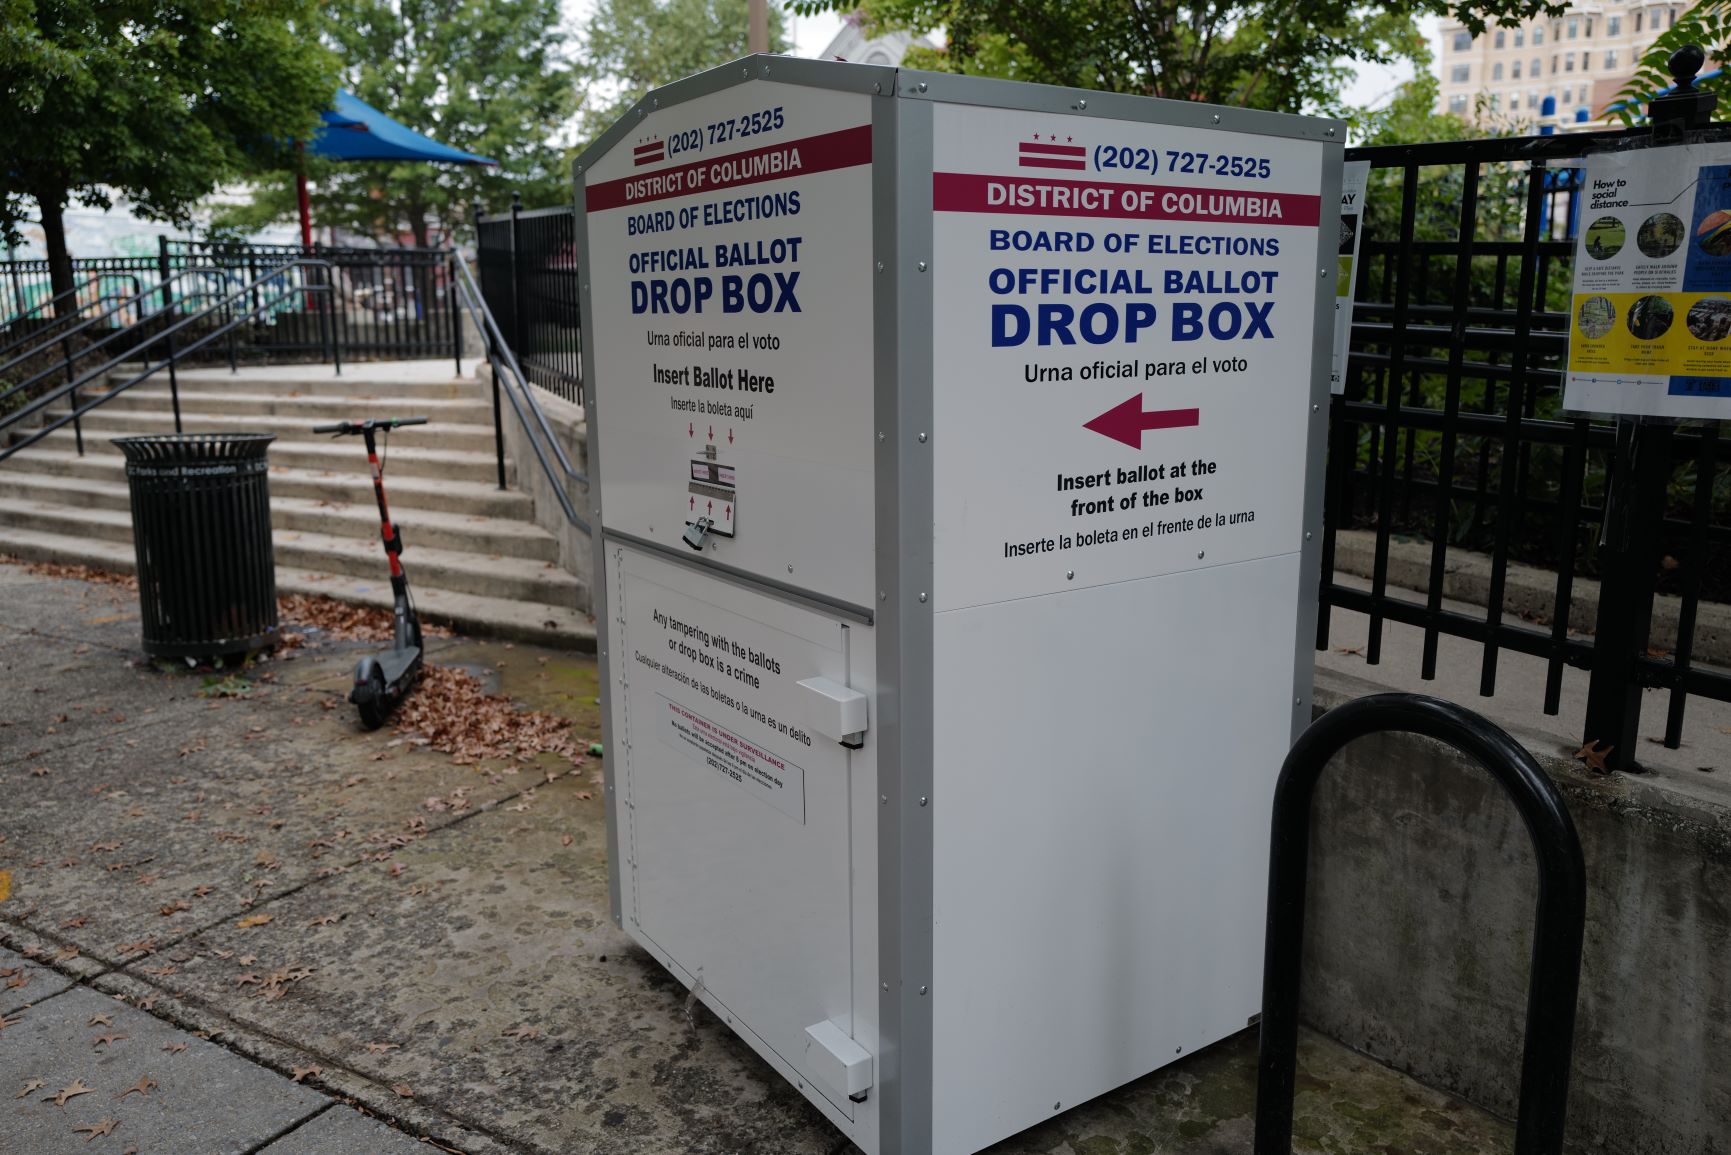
[1567,17,1578,38]
[1582,51,1591,70]
[1606,50,1618,69]
[1451,64,1471,83]
[1529,90,1541,109]
[1534,26,1544,44]
[1671,8,1678,27]
[1635,11,1642,32]
[1453,30,1472,51]
[1533,57,1541,76]
[1565,54,1574,71]
[1515,29,1525,47]
[1562,86,1572,104]
[1608,16,1620,36]
[1585,18,1594,36]
[1495,29,1506,49]
[1493,62,1505,80]
[1449,94,1469,114]
[1552,54,1559,73]
[1513,60,1523,79]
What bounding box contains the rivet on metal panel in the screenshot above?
[762,64,771,76]
[880,795,887,805]
[919,985,928,995]
[637,107,644,118]
[742,67,750,77]
[576,164,583,173]
[881,981,889,991]
[917,795,930,808]
[1076,98,1088,110]
[1211,114,1221,124]
[917,81,928,92]
[1176,1045,1184,1054]
[1197,551,1205,560]
[917,432,927,443]
[878,590,886,601]
[1305,531,1313,541]
[1295,697,1303,706]
[1319,267,1329,278]
[874,82,882,94]
[876,261,884,273]
[1325,126,1336,137]
[1066,570,1074,581]
[652,98,659,108]
[878,431,885,442]
[918,592,927,603]
[1053,1102,1061,1111]
[917,261,928,272]
[1311,404,1319,413]
[787,564,794,574]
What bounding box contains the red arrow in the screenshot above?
[688,423,694,438]
[1083,394,1199,448]
[708,425,714,440]
[689,495,695,510]
[727,428,734,445]
[707,500,713,515]
[724,504,732,521]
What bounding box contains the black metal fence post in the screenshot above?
[157,235,182,433]
[449,250,462,376]
[509,190,524,359]
[1255,693,1587,1155]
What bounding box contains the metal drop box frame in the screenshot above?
[575,56,1341,1155]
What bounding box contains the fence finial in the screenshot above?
[1651,43,1717,129]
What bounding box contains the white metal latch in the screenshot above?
[796,676,868,749]
[804,1019,873,1102]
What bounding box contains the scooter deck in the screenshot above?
[376,646,422,685]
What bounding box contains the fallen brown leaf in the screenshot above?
[15,1078,45,1099]
[92,1032,128,1049]
[47,1079,94,1107]
[501,1025,540,1041]
[291,1065,321,1083]
[117,1075,155,1100]
[392,1083,414,1098]
[363,1041,400,1053]
[87,1013,112,1027]
[234,914,274,929]
[162,1042,188,1054]
[73,1118,119,1141]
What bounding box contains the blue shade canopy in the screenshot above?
[310,90,497,165]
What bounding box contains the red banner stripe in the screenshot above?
[588,125,872,212]
[1018,157,1088,170]
[932,171,1321,227]
[1019,142,1086,156]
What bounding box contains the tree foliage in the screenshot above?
[792,1,1565,116]
[0,1,337,302]
[221,0,575,247]
[572,0,790,147]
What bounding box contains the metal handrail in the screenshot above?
[0,266,236,386]
[0,274,144,360]
[1254,693,1587,1155]
[448,251,590,533]
[0,260,338,462]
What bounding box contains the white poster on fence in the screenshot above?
[1331,160,1370,394]
[1564,142,1731,419]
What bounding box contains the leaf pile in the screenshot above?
[0,556,137,590]
[276,593,451,643]
[393,663,583,767]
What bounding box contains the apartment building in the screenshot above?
[1435,2,1702,125]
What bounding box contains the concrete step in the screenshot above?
[109,364,476,399]
[55,406,499,452]
[90,387,493,423]
[25,428,514,484]
[0,499,569,601]
[0,491,559,562]
[0,526,590,650]
[0,449,530,518]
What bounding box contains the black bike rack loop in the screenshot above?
[1254,693,1587,1155]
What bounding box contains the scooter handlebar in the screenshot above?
[312,417,430,435]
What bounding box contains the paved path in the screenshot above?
[0,562,1519,1154]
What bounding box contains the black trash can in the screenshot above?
[113,433,279,659]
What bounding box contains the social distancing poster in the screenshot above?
[1565,143,1731,418]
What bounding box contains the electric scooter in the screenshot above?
[311,416,428,729]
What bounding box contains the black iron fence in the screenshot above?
[476,196,582,403]
[1326,102,1731,770]
[0,240,460,364]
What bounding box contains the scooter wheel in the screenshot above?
[356,668,391,731]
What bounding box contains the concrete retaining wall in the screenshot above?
[1306,667,1731,1154]
[476,364,593,613]
[1332,529,1731,665]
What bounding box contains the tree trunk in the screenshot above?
[409,208,430,251]
[36,185,74,318]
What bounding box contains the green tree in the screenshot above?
[792,1,1565,116]
[0,0,336,310]
[225,0,575,246]
[573,0,790,147]
[1611,2,1731,123]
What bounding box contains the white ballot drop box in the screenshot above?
[575,56,1341,1155]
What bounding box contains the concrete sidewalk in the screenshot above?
[0,562,1518,1154]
